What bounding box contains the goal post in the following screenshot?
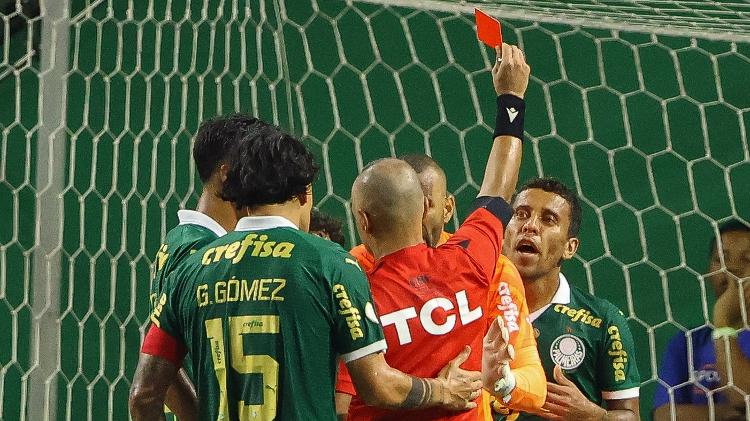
[0,0,748,420]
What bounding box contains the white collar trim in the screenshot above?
[235,215,298,231]
[177,210,227,236]
[529,273,572,322]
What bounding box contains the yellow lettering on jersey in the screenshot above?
[155,244,169,271]
[150,293,168,327]
[202,234,295,265]
[607,325,627,382]
[224,241,241,259]
[333,284,364,340]
[554,304,603,328]
[197,278,287,308]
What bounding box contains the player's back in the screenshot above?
[159,221,384,421]
[349,242,491,421]
[150,213,224,311]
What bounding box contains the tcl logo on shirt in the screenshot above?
[379,290,483,345]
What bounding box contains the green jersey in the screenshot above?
[150,210,226,420]
[512,274,640,421]
[149,216,386,421]
[150,210,228,311]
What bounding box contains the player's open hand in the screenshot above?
[538,365,606,421]
[482,317,515,391]
[438,345,481,384]
[492,43,530,98]
[436,347,483,411]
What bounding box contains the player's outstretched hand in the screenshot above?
[436,346,483,411]
[492,43,530,98]
[538,365,606,421]
[482,317,515,391]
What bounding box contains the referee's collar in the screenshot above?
[529,273,571,322]
[177,210,227,237]
[235,215,298,231]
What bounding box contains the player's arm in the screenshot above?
[489,263,546,411]
[164,369,198,421]
[335,360,356,420]
[603,398,640,421]
[477,42,530,203]
[595,308,641,421]
[130,353,180,421]
[346,351,481,410]
[130,324,190,421]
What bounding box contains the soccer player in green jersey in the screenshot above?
[502,178,641,421]
[150,114,261,421]
[130,119,484,421]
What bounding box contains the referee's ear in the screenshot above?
[355,208,371,235]
[443,194,455,224]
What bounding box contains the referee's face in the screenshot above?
[504,188,578,282]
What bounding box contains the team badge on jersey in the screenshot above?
[550,333,585,369]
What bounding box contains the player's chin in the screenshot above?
[513,250,540,266]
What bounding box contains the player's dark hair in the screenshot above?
[193,113,261,183]
[310,209,346,247]
[514,177,582,238]
[221,121,319,208]
[708,219,750,256]
[400,154,446,178]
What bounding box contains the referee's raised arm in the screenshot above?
[478,42,531,203]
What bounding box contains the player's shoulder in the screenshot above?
[165,223,220,250]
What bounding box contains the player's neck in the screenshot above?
[196,190,238,232]
[524,269,561,314]
[367,231,424,260]
[241,202,302,230]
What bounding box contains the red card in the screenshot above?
[475,8,502,47]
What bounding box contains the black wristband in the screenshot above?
[493,94,525,140]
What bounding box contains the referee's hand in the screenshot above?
[493,43,530,98]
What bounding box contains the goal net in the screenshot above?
[1,0,748,419]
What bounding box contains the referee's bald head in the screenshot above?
[351,158,424,236]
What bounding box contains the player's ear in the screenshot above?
[217,162,230,184]
[297,184,313,207]
[562,237,579,260]
[443,194,455,224]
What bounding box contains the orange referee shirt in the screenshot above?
[340,232,546,420]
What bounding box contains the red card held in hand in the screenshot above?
[475,8,502,47]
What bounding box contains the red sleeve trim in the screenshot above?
[141,324,187,367]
